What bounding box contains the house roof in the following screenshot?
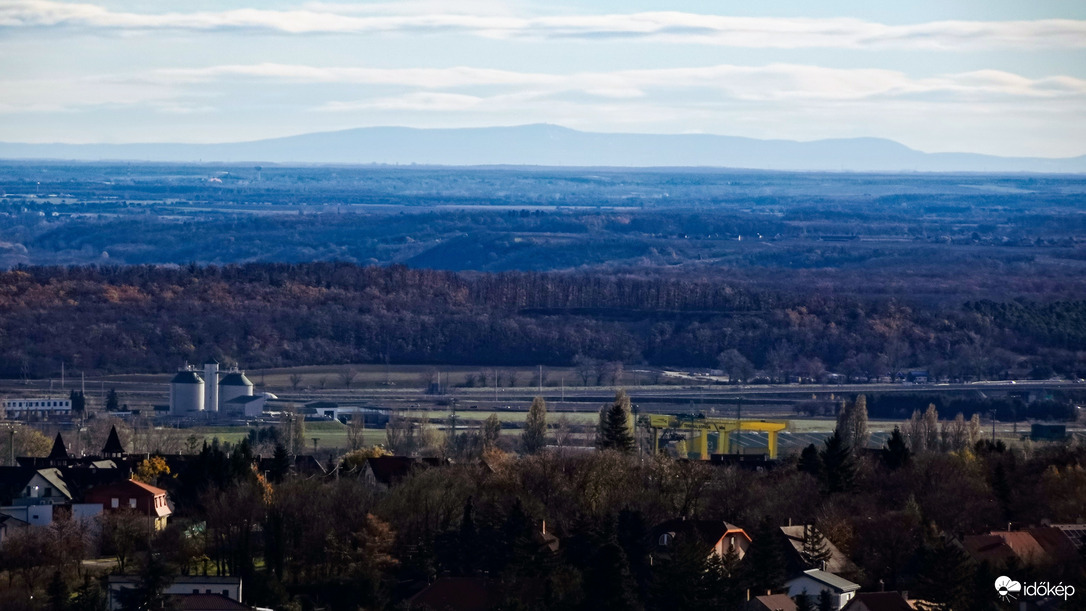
[651,518,751,556]
[171,371,203,384]
[963,531,1050,566]
[48,433,68,460]
[223,396,263,404]
[408,577,497,611]
[792,569,861,593]
[101,425,126,455]
[34,468,72,499]
[1027,527,1080,564]
[842,592,913,611]
[364,456,441,485]
[748,594,797,611]
[219,372,253,387]
[779,525,859,576]
[169,594,251,611]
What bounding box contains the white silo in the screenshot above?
[170,367,205,415]
[219,369,254,405]
[203,360,219,413]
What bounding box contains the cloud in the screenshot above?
[2,1,1085,49]
[142,62,1086,103]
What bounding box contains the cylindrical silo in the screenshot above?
[170,369,205,415]
[203,360,219,413]
[219,370,254,405]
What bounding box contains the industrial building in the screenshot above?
[169,362,257,417]
[2,397,73,420]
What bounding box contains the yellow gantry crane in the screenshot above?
[640,413,788,460]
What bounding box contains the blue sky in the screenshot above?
[1,0,1084,157]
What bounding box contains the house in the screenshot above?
[650,518,752,561]
[362,456,445,490]
[779,525,860,579]
[963,530,1049,566]
[841,592,913,611]
[169,593,254,611]
[0,513,29,545]
[785,569,861,611]
[107,576,242,611]
[16,468,73,505]
[747,593,798,611]
[85,478,172,530]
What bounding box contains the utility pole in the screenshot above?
[538,365,543,395]
[734,398,743,456]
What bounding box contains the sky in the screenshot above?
[1,0,1085,157]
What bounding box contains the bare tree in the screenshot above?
[339,368,359,389]
[289,373,304,391]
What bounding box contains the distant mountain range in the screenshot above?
[2,124,1084,173]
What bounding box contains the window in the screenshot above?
[222,590,229,597]
[44,487,52,497]
[129,498,137,508]
[658,533,673,546]
[111,498,119,508]
[193,589,199,594]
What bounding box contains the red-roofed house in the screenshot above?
[963,530,1051,566]
[85,479,171,530]
[650,518,752,561]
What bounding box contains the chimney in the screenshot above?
[541,520,546,535]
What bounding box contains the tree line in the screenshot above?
[0,264,1083,383]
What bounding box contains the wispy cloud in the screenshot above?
[3,1,1085,49]
[145,62,1086,103]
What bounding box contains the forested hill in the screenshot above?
[1,263,1082,380]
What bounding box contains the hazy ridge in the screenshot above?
[3,124,1084,173]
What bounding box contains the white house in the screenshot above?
[107,575,242,611]
[786,569,861,611]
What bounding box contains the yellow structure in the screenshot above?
[641,414,788,460]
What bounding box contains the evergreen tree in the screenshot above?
[521,396,548,454]
[48,569,70,611]
[69,390,86,413]
[71,575,107,611]
[105,388,120,411]
[597,390,635,454]
[800,524,833,570]
[742,518,787,593]
[583,541,643,611]
[883,427,911,471]
[818,589,834,611]
[915,534,975,611]
[799,444,821,476]
[819,430,856,493]
[268,442,291,482]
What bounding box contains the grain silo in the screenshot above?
[203,359,219,413]
[219,369,254,404]
[170,367,205,415]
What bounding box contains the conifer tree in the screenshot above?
[597,390,635,453]
[883,427,911,471]
[800,524,833,570]
[819,430,855,493]
[799,443,821,476]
